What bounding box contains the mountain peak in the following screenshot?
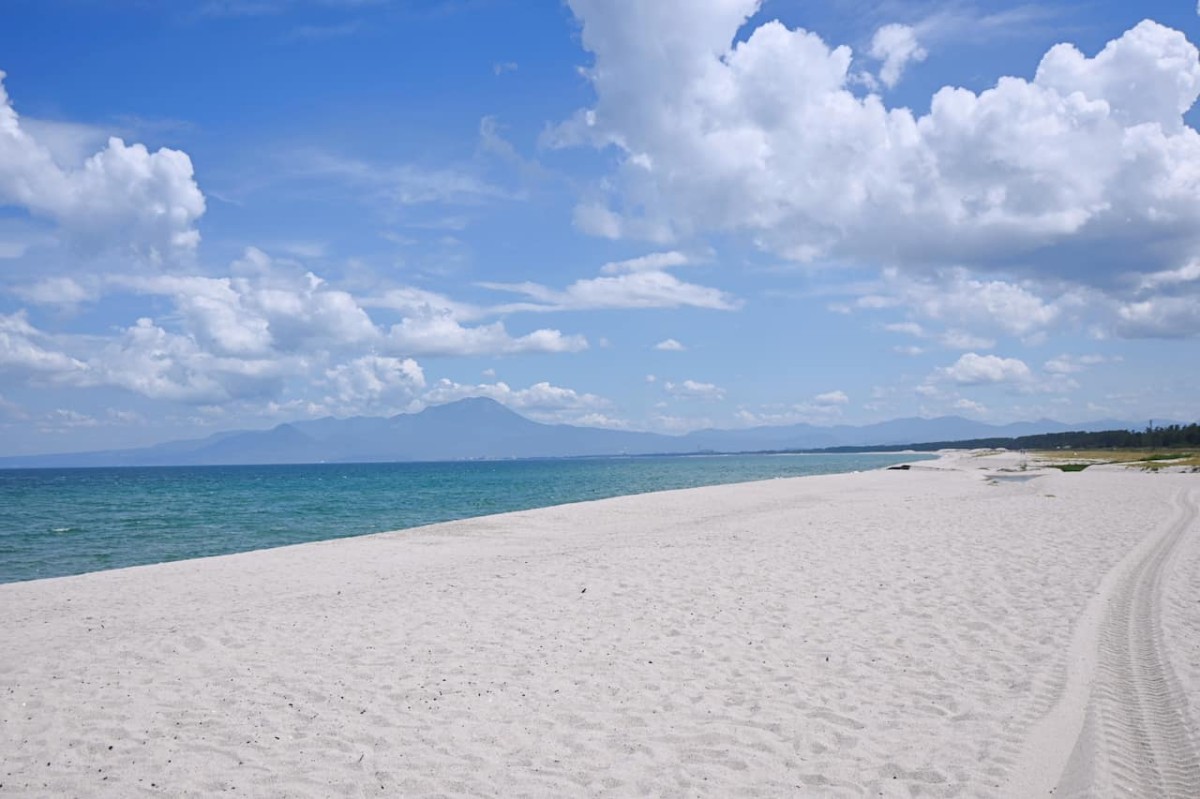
[418,396,514,416]
[443,396,506,409]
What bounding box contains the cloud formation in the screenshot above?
[1115,296,1200,338]
[664,379,725,400]
[855,268,1071,342]
[87,318,289,403]
[0,248,591,411]
[0,312,86,376]
[287,149,510,210]
[325,356,425,411]
[13,276,95,308]
[385,315,587,356]
[733,389,850,426]
[869,24,927,88]
[937,353,1032,386]
[1043,354,1111,375]
[484,251,739,312]
[0,72,205,258]
[558,4,1200,291]
[813,389,849,405]
[422,378,616,425]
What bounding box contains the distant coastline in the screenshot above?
[0,396,1175,470]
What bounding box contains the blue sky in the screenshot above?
[2,0,1199,454]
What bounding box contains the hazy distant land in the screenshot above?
[0,397,1165,469]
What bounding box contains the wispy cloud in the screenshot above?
[665,379,725,400]
[484,270,739,313]
[481,250,738,313]
[277,149,515,217]
[285,20,363,41]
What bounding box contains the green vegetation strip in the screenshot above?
[1033,450,1199,472]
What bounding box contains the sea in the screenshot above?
[0,452,933,585]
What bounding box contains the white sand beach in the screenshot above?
[2,452,1198,797]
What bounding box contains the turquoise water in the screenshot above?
[0,453,932,584]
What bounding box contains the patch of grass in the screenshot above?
[1031,449,1200,471]
[1034,449,1162,463]
[1137,455,1200,471]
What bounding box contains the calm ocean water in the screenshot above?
[0,453,932,584]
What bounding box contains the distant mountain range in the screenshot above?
[0,397,1156,469]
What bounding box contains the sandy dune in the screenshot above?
[2,452,1198,797]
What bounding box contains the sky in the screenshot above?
[2,0,1200,455]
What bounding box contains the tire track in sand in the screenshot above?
[1005,486,1200,797]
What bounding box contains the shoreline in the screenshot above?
[2,451,1197,796]
[0,451,933,587]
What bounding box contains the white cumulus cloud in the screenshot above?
[869,24,927,88]
[1115,296,1200,338]
[853,268,1072,344]
[13,276,95,308]
[937,352,1032,385]
[0,246,594,409]
[325,355,425,411]
[953,398,988,415]
[1043,354,1112,374]
[116,248,377,357]
[1135,259,1200,291]
[557,4,1200,291]
[485,268,738,312]
[385,316,587,356]
[86,318,290,404]
[664,379,725,400]
[0,311,86,376]
[0,72,205,258]
[113,247,587,360]
[813,389,849,405]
